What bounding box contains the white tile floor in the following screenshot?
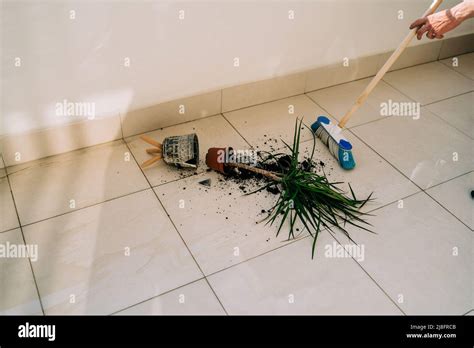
[1,55,473,315]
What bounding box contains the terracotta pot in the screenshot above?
[206,147,233,174]
[162,133,199,169]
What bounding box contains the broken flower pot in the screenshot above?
[162,133,199,168]
[205,147,232,174]
[205,147,281,181]
[140,133,199,169]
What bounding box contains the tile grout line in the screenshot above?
[327,232,407,315]
[436,41,444,61]
[305,74,376,95]
[122,112,223,140]
[438,57,474,81]
[348,130,473,231]
[2,168,46,315]
[424,108,474,142]
[124,89,316,142]
[303,55,448,96]
[4,138,126,176]
[0,226,24,235]
[15,187,151,230]
[342,116,426,194]
[118,112,125,140]
[204,235,311,279]
[421,89,474,107]
[381,68,474,108]
[423,189,473,232]
[110,277,206,315]
[220,89,223,114]
[220,113,253,148]
[422,170,473,190]
[123,141,229,315]
[425,107,474,134]
[303,92,403,134]
[220,91,305,116]
[332,86,474,143]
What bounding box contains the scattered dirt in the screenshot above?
[218,147,330,195]
[182,136,336,241]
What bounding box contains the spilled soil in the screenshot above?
[218,148,331,195]
[175,135,337,243]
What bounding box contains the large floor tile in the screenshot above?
[426,92,473,139]
[208,233,402,315]
[126,115,249,187]
[298,133,419,211]
[7,140,149,226]
[426,172,473,230]
[23,190,202,314]
[116,279,224,315]
[352,108,473,189]
[383,62,473,105]
[440,52,474,80]
[0,229,43,315]
[335,192,473,315]
[223,95,326,152]
[154,171,307,275]
[307,79,415,128]
[0,174,19,232]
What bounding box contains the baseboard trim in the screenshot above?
[2,33,472,167]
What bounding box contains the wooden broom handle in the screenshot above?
[141,155,162,168]
[140,135,162,148]
[338,0,444,128]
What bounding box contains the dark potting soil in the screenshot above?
[193,135,337,242]
[218,149,328,196]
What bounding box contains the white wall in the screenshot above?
[1,0,471,136]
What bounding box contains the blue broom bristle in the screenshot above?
[311,116,356,170]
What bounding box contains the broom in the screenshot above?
[312,0,444,170]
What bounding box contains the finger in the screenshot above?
[409,17,427,29]
[427,29,436,39]
[436,34,444,39]
[417,25,430,40]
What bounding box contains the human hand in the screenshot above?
[409,10,461,39]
